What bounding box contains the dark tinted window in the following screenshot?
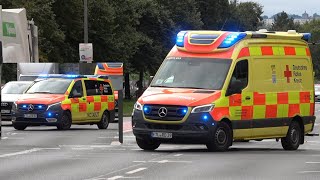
[85,80,113,96]
[230,60,248,91]
[70,80,83,97]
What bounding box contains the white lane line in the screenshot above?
[133,161,146,163]
[123,130,133,133]
[72,148,94,150]
[306,162,320,164]
[149,160,192,164]
[0,148,41,158]
[1,137,8,140]
[126,167,147,175]
[108,176,123,180]
[299,171,320,173]
[111,141,121,146]
[174,154,183,157]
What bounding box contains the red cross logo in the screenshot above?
[284,65,292,83]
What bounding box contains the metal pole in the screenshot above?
[118,90,123,144]
[84,0,88,43]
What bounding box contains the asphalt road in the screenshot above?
[0,104,320,180]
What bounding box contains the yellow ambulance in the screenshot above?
[132,30,316,151]
[12,75,115,130]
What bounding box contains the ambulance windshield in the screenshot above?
[26,79,73,94]
[151,57,231,90]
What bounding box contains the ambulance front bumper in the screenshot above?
[12,104,64,126]
[132,110,218,144]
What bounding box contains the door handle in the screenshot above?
[82,97,86,101]
[245,96,251,100]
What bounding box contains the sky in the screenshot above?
[238,0,319,17]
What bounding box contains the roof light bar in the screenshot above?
[218,33,247,49]
[176,31,187,47]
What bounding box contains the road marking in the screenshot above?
[149,160,192,164]
[124,130,133,133]
[299,171,320,173]
[0,148,40,158]
[174,154,183,157]
[108,176,123,180]
[306,162,320,164]
[126,167,147,174]
[72,148,94,150]
[111,141,121,146]
[1,137,8,140]
[133,161,146,163]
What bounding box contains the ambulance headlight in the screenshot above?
[12,102,17,112]
[134,102,143,111]
[46,102,62,111]
[191,104,214,113]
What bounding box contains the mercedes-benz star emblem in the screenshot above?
[158,107,167,118]
[28,104,34,112]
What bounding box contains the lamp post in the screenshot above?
[84,0,88,43]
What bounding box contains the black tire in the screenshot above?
[13,124,27,130]
[281,121,301,150]
[136,137,160,151]
[57,111,72,130]
[97,111,110,129]
[206,121,232,152]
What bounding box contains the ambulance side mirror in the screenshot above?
[226,79,242,96]
[148,76,154,86]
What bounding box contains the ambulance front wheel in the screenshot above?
[57,111,72,130]
[281,121,301,150]
[206,121,232,152]
[97,111,110,129]
[136,137,160,151]
[13,124,27,130]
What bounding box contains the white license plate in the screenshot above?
[24,114,37,118]
[1,110,10,114]
[151,132,172,139]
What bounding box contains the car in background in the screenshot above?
[315,84,320,102]
[1,81,33,121]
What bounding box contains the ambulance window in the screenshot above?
[230,60,248,92]
[70,80,83,97]
[85,80,112,96]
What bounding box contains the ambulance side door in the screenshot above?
[68,80,86,121]
[226,59,252,139]
[83,80,101,121]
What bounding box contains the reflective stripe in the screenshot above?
[261,46,273,55]
[284,47,296,55]
[249,47,262,56]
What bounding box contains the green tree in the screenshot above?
[271,11,298,31]
[299,20,320,79]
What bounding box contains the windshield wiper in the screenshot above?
[150,85,174,88]
[174,86,206,89]
[28,91,53,94]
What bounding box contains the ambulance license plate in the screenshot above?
[151,132,172,139]
[24,114,37,118]
[1,110,10,114]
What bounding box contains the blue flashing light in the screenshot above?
[22,105,27,108]
[176,31,187,47]
[48,112,52,117]
[65,74,80,78]
[211,122,215,126]
[38,105,43,109]
[302,33,311,42]
[218,33,247,49]
[38,74,49,78]
[202,114,209,121]
[183,108,188,114]
[143,106,152,114]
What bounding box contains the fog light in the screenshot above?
[46,118,57,122]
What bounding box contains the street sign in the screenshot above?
[79,43,93,63]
